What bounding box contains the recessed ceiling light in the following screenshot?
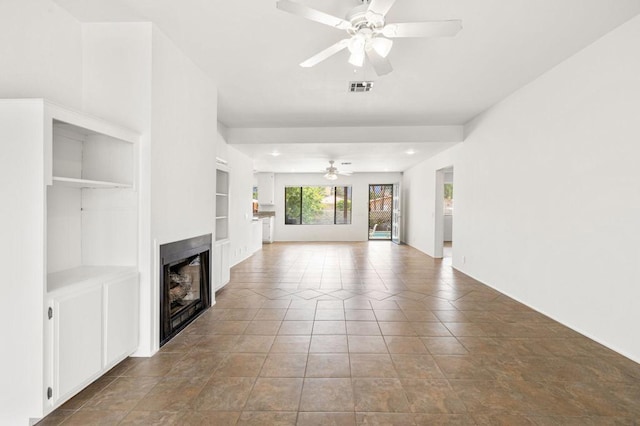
[406,149,416,155]
[271,151,281,157]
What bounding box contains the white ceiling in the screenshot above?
[232,141,457,173]
[54,0,640,173]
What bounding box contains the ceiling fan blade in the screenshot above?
[300,39,350,67]
[277,0,351,30]
[368,0,396,17]
[338,171,353,176]
[366,49,393,76]
[382,20,462,38]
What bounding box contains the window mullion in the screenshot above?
[299,186,303,225]
[333,187,337,225]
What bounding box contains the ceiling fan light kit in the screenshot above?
[369,37,393,57]
[324,172,339,180]
[348,48,366,67]
[276,0,462,76]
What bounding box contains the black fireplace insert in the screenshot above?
[159,234,211,346]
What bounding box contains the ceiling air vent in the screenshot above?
[349,81,374,93]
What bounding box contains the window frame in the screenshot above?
[284,185,352,225]
[444,183,454,216]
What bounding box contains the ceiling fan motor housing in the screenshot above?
[346,4,385,32]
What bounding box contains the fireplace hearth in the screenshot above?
[160,234,211,346]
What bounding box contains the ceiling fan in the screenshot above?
[324,160,352,180]
[276,0,462,76]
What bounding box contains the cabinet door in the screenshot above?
[257,173,275,205]
[213,242,223,291]
[262,217,274,243]
[104,273,139,369]
[52,286,103,404]
[214,241,231,291]
[220,241,231,287]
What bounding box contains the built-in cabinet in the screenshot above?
[262,216,274,243]
[256,172,275,205]
[51,284,102,405]
[44,104,140,414]
[214,240,231,290]
[251,219,263,252]
[48,270,138,406]
[0,100,141,419]
[215,168,231,291]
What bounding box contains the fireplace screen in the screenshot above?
[167,255,202,322]
[160,234,211,346]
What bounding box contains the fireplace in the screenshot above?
[160,234,211,346]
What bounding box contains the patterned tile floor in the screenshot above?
[40,242,640,425]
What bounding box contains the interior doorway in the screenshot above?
[368,184,393,240]
[434,166,454,260]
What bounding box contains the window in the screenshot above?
[285,186,352,225]
[444,183,454,215]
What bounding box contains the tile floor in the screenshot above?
[40,242,640,425]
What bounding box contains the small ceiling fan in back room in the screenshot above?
[324,160,353,180]
[276,0,462,76]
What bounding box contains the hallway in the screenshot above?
[41,242,640,425]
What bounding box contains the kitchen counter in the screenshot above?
[253,211,275,219]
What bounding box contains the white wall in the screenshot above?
[273,172,402,242]
[82,24,152,133]
[404,15,640,362]
[149,28,217,245]
[0,0,83,109]
[82,24,218,357]
[0,102,47,425]
[226,144,260,266]
[403,146,460,256]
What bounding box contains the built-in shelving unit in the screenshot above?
[0,99,144,424]
[214,168,231,291]
[46,115,138,294]
[0,99,142,420]
[44,105,140,413]
[215,169,229,241]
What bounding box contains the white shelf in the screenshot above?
[52,176,132,189]
[48,265,137,294]
[216,169,229,195]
